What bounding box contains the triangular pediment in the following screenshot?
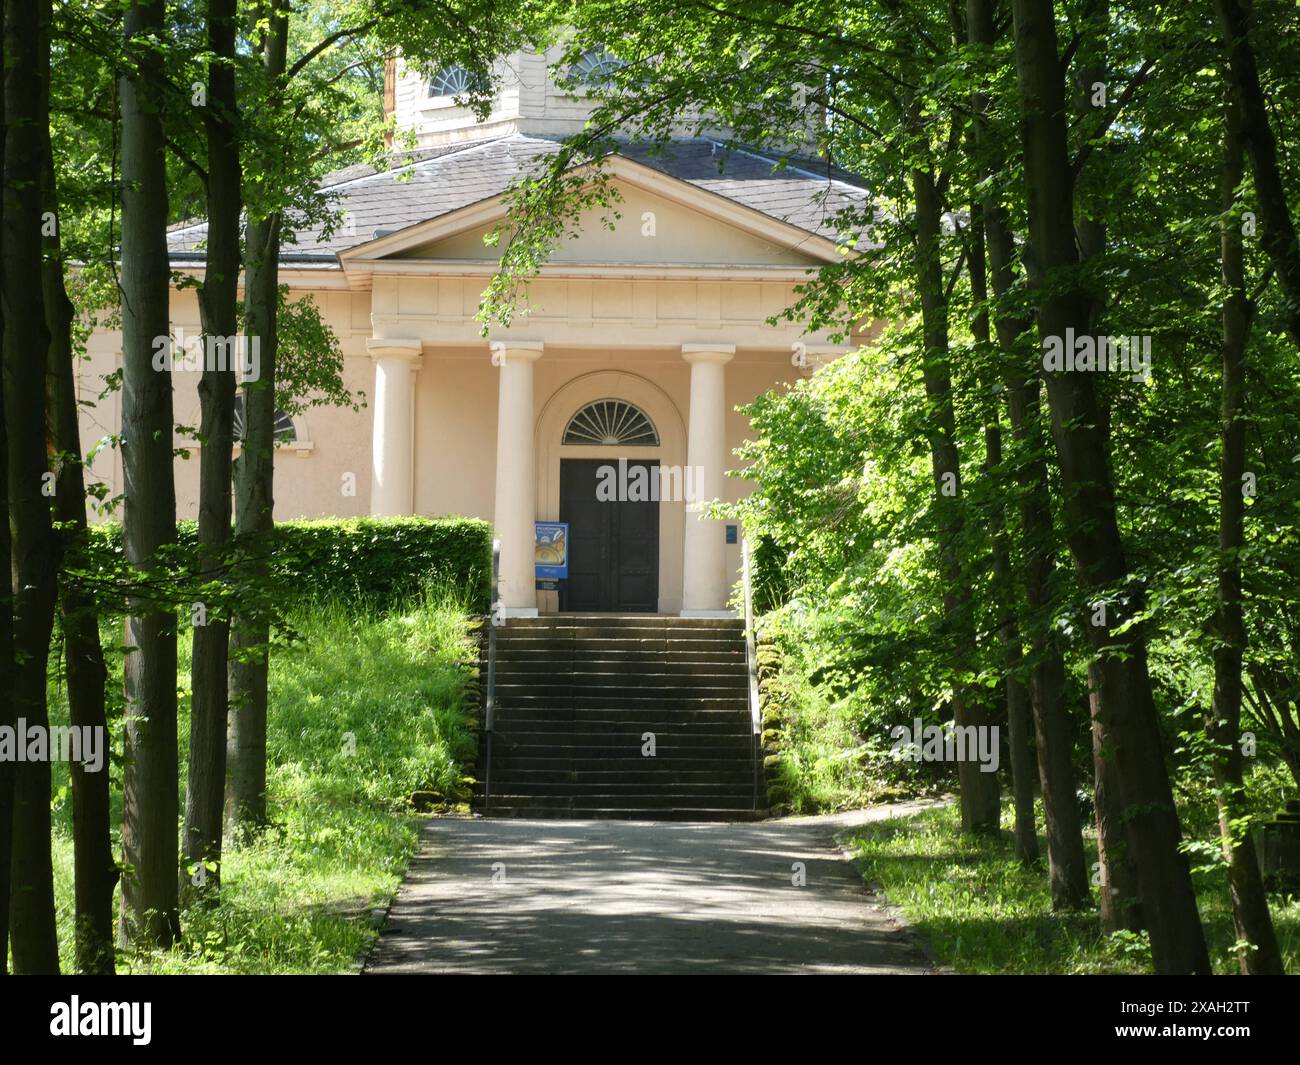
[339,154,849,272]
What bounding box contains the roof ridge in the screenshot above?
[701,138,865,190]
[321,132,519,193]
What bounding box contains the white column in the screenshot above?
[492,340,544,616]
[681,343,735,616]
[366,338,423,516]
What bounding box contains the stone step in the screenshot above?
[490,755,751,772]
[494,637,743,654]
[504,615,742,630]
[495,689,746,705]
[488,702,754,723]
[479,792,757,810]
[486,769,755,786]
[488,723,754,743]
[489,742,753,760]
[491,650,748,665]
[495,660,748,678]
[496,675,746,690]
[494,694,748,711]
[476,805,766,822]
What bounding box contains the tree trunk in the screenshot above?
[39,1,116,972]
[1214,0,1300,347]
[183,0,241,902]
[3,0,60,974]
[227,1,288,832]
[967,0,1088,895]
[1089,662,1142,932]
[1070,0,1140,932]
[970,205,1037,860]
[1012,0,1210,974]
[118,0,180,949]
[913,161,999,832]
[0,25,15,975]
[1206,88,1283,975]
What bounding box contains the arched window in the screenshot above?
[570,48,626,87]
[425,64,487,99]
[562,399,659,446]
[234,394,296,444]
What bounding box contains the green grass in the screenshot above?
[848,799,1300,974]
[46,584,481,974]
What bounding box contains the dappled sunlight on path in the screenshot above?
[365,801,944,974]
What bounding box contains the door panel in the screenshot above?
[559,458,659,612]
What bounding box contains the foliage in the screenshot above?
[849,791,1300,974]
[81,515,494,615]
[47,588,481,973]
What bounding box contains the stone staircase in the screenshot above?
[475,615,764,820]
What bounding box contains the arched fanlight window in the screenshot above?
[563,399,659,447]
[425,64,487,98]
[234,394,296,443]
[570,48,626,87]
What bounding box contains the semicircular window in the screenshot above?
[233,394,296,443]
[425,64,487,98]
[571,48,627,87]
[563,399,659,447]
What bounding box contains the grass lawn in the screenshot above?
[847,800,1300,974]
[47,588,481,974]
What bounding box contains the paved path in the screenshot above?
[365,801,944,975]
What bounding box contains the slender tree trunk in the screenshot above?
[227,1,288,832]
[967,0,1088,896]
[39,2,116,972]
[1089,662,1142,932]
[1069,0,1138,929]
[913,161,999,832]
[971,206,1037,860]
[1206,88,1284,975]
[1214,0,1300,347]
[0,26,15,974]
[118,0,180,949]
[183,0,242,902]
[3,0,59,974]
[1012,0,1210,974]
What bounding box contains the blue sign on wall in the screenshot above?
[535,521,569,580]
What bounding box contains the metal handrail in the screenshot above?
[741,532,763,812]
[483,539,502,808]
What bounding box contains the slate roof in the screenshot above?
[166,133,872,264]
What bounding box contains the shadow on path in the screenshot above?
[365,801,944,974]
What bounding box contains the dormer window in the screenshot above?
[570,48,626,88]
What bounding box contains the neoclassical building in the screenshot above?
[80,46,869,617]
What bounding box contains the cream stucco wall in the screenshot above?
[79,285,378,524]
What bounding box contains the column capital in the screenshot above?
[681,342,735,365]
[490,338,544,363]
[367,337,424,365]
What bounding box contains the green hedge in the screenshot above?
[86,516,492,613]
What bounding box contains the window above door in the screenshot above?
[562,399,659,447]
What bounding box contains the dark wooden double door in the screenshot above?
[559,459,659,613]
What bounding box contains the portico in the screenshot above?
[333,139,860,619]
[363,327,816,617]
